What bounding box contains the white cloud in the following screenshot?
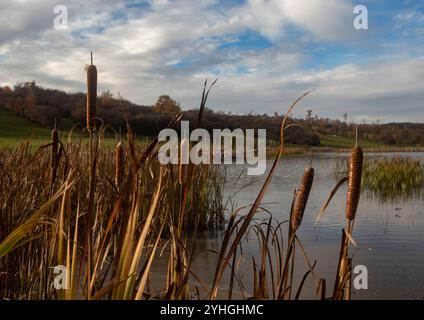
[0,0,423,122]
[282,0,355,41]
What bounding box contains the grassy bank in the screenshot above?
[319,134,383,148]
[0,109,52,149]
[0,109,151,150]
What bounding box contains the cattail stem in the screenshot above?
[86,130,98,298]
[85,53,98,294]
[115,142,125,189]
[50,128,59,191]
[355,125,358,147]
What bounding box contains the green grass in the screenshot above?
[335,156,424,200]
[0,109,52,148]
[319,134,384,148]
[0,109,149,149]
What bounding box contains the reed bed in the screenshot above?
[0,137,224,298]
[335,156,424,199]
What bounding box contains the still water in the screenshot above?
[152,152,424,300]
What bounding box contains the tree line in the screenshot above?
[1,82,423,146]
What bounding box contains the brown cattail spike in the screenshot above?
[291,167,314,233]
[346,146,363,221]
[115,142,125,188]
[86,61,97,131]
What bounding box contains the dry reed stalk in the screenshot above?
[115,142,125,188]
[85,53,98,298]
[50,128,59,186]
[51,128,58,169]
[345,146,363,221]
[179,139,188,185]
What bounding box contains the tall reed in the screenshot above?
[86,52,97,131]
[333,146,363,300]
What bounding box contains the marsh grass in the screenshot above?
[0,136,224,299]
[335,156,424,200]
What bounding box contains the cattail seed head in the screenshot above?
[291,167,314,233]
[346,146,363,221]
[115,142,125,188]
[86,64,97,131]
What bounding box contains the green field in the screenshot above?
[0,109,136,149]
[319,134,384,148]
[0,109,54,149]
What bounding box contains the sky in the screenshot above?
[0,0,423,123]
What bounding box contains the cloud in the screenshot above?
[0,0,423,123]
[282,0,356,41]
[0,0,53,43]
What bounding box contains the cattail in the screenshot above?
[345,146,363,221]
[291,167,314,233]
[86,53,97,131]
[115,142,125,188]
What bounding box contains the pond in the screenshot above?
[151,152,424,300]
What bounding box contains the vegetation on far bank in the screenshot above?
[335,156,424,200]
[3,107,424,155]
[1,82,424,150]
[318,134,383,148]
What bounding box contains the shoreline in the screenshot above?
[267,145,424,157]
